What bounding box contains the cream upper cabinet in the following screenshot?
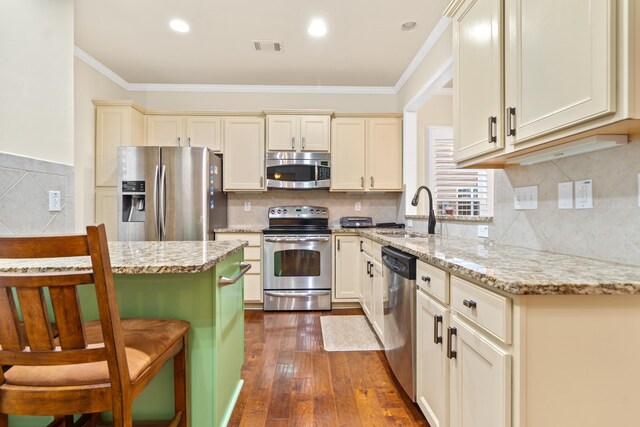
[95,187,118,241]
[266,114,330,152]
[449,0,504,162]
[331,117,402,192]
[146,115,183,147]
[367,118,403,191]
[223,117,265,191]
[504,0,615,145]
[147,115,222,152]
[95,103,145,187]
[449,315,511,427]
[334,235,361,301]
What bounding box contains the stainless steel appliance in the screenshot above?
[263,206,332,310]
[266,152,330,189]
[117,146,227,241]
[382,245,418,401]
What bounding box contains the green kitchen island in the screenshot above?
[0,239,249,427]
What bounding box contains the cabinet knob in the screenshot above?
[463,299,477,309]
[421,276,431,283]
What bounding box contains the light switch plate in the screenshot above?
[49,191,61,212]
[558,182,573,209]
[514,186,538,210]
[407,219,413,227]
[478,225,489,238]
[575,179,593,209]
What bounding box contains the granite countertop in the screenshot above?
[0,240,248,274]
[360,230,640,296]
[215,227,265,233]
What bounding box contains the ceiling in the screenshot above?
[74,0,449,87]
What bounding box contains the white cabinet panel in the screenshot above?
[223,117,265,191]
[146,115,183,147]
[334,235,361,300]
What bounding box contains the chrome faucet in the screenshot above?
[411,186,436,234]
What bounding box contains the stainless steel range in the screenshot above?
[263,206,332,311]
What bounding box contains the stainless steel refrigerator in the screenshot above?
[117,146,227,241]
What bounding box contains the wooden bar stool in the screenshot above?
[0,224,190,427]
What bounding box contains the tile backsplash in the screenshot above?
[0,152,74,236]
[409,140,640,265]
[228,190,401,228]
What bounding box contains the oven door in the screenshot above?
[266,161,329,189]
[263,235,332,290]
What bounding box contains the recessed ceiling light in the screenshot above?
[308,19,327,37]
[170,19,190,33]
[401,22,417,31]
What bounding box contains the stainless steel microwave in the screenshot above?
[266,152,330,189]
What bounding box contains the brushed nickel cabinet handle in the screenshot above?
[433,314,443,344]
[488,116,497,143]
[370,176,374,188]
[292,137,295,149]
[447,327,457,359]
[219,262,252,287]
[302,136,306,149]
[177,136,181,146]
[188,136,191,147]
[337,239,340,251]
[506,107,516,136]
[260,176,264,187]
[463,299,477,309]
[361,176,365,188]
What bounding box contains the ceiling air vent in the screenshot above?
[253,40,283,52]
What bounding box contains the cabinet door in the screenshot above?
[300,115,330,152]
[223,117,265,191]
[267,115,299,151]
[449,316,511,427]
[95,105,144,186]
[185,116,222,152]
[361,253,373,321]
[416,290,449,427]
[452,0,504,162]
[371,259,384,343]
[331,118,366,191]
[146,115,183,147]
[367,118,402,191]
[334,235,361,300]
[505,0,615,145]
[95,187,118,241]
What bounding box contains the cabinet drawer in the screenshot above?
[361,238,372,255]
[371,241,382,263]
[450,276,512,344]
[245,261,261,275]
[244,273,262,303]
[216,232,262,246]
[416,260,448,304]
[244,246,262,260]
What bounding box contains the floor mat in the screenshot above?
[320,315,383,352]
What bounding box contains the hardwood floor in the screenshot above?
[229,309,429,427]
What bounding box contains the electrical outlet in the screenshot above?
[575,179,593,209]
[407,219,413,227]
[355,202,361,212]
[49,191,61,212]
[514,186,538,210]
[478,225,489,238]
[558,182,573,209]
[244,201,251,212]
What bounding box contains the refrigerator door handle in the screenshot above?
[159,164,167,238]
[153,165,160,237]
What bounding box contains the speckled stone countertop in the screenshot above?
[214,227,265,233]
[359,230,640,296]
[0,240,248,274]
[405,214,493,223]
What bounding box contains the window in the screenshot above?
[427,126,493,217]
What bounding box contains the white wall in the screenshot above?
[0,0,74,165]
[74,58,130,231]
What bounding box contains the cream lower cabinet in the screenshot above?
[416,289,449,427]
[370,258,384,343]
[358,237,384,343]
[334,235,361,301]
[146,115,222,151]
[215,232,263,303]
[331,117,402,192]
[95,187,118,241]
[360,252,373,321]
[223,117,265,191]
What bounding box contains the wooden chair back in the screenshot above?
[0,224,131,402]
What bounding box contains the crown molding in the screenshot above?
[74,46,129,90]
[393,16,452,93]
[435,87,453,96]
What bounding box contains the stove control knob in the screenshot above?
[270,209,275,214]
[277,209,281,214]
[283,209,288,214]
[322,209,327,215]
[309,209,315,214]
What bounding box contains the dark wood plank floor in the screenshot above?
[229,309,429,427]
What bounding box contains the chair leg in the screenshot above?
[112,403,133,427]
[0,414,8,427]
[174,334,189,427]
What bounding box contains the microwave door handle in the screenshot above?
[315,161,318,188]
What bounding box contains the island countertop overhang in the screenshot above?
[0,240,248,274]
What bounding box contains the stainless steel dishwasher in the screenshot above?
[382,245,417,401]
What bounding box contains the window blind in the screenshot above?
[429,128,491,216]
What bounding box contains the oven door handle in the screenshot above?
[264,290,332,298]
[264,237,331,243]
